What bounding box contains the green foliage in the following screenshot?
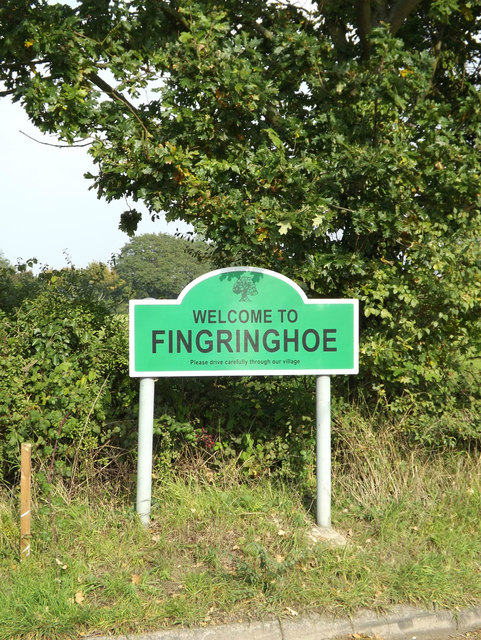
[1,1,481,408]
[2,1,481,480]
[76,261,130,313]
[149,375,316,479]
[0,251,9,268]
[0,265,40,312]
[0,260,479,483]
[0,268,137,481]
[113,232,212,300]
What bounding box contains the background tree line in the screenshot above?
[0,233,212,311]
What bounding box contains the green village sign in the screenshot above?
[129,267,359,532]
[129,267,358,377]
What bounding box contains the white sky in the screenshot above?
[0,98,186,270]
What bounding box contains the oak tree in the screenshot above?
[2,0,481,402]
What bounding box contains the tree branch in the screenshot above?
[427,30,445,95]
[159,1,189,30]
[251,22,274,41]
[86,71,139,117]
[86,71,151,139]
[20,130,92,148]
[322,0,349,51]
[325,19,349,51]
[354,0,422,58]
[357,0,372,59]
[389,0,423,35]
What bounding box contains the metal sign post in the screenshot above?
[20,442,32,559]
[316,375,331,528]
[136,377,155,526]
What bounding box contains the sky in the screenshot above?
[0,98,187,271]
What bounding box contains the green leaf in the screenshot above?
[277,221,292,235]
[265,128,283,150]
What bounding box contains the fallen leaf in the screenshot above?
[75,590,85,605]
[131,574,141,585]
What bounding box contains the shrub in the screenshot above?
[0,269,137,482]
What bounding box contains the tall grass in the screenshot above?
[1,408,481,639]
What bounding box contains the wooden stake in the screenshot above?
[20,443,31,560]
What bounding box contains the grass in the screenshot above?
[1,416,481,640]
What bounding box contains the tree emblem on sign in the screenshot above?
[233,274,258,302]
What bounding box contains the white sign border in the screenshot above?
[129,266,359,377]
